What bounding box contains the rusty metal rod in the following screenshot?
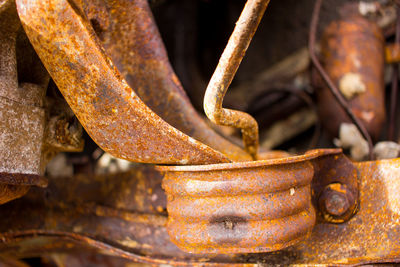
[204,0,271,160]
[389,4,400,141]
[309,0,374,160]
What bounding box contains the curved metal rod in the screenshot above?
[309,0,374,160]
[204,0,271,160]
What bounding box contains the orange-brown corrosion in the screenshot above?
[158,150,340,254]
[317,15,385,140]
[2,155,400,265]
[80,0,251,162]
[16,0,234,165]
[386,43,400,64]
[204,0,270,160]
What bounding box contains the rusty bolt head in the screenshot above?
[319,183,355,218]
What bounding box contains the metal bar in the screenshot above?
[204,0,271,160]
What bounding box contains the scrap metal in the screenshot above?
[0,153,399,265]
[0,0,400,265]
[16,0,247,165]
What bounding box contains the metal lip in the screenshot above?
[156,148,342,172]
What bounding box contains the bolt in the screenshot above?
[319,183,354,217]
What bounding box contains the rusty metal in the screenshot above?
[80,0,250,162]
[311,151,359,223]
[385,43,400,63]
[159,149,341,254]
[319,183,354,217]
[203,0,271,160]
[16,0,235,165]
[1,0,400,264]
[309,0,379,159]
[0,0,50,204]
[1,154,400,265]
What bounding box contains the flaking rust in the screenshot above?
[82,0,250,162]
[16,0,237,165]
[159,149,342,254]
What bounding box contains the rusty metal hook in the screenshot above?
[204,0,271,160]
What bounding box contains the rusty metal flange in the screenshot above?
[158,149,341,254]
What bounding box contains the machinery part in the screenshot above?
[309,0,377,159]
[0,184,29,205]
[203,0,270,160]
[317,13,386,140]
[16,0,234,165]
[0,0,49,204]
[81,0,250,162]
[311,151,359,223]
[318,183,354,217]
[159,149,341,254]
[3,151,400,266]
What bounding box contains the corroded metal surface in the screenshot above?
[16,0,232,165]
[0,0,49,204]
[386,43,400,63]
[159,149,340,254]
[317,14,386,140]
[81,0,250,162]
[1,156,400,265]
[311,152,359,223]
[204,0,270,159]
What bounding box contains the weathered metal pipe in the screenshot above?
[204,0,270,160]
[316,12,386,141]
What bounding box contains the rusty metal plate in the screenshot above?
[16,0,233,165]
[81,0,250,162]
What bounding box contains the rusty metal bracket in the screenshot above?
[15,0,248,165]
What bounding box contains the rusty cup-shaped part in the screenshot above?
[158,150,332,254]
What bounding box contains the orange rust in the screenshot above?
[158,149,341,254]
[0,184,29,205]
[386,43,400,64]
[1,157,400,264]
[317,14,386,140]
[80,0,250,162]
[15,0,234,165]
[204,0,271,160]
